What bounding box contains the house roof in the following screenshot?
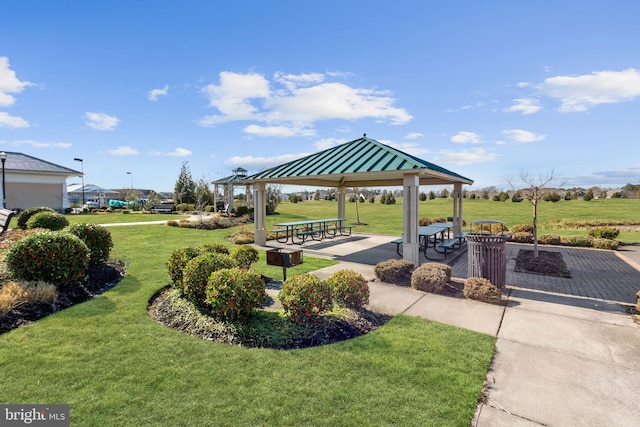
[66,183,118,194]
[246,135,474,187]
[213,167,250,184]
[1,151,81,176]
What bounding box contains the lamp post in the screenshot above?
[0,152,6,209]
[127,171,133,189]
[74,158,85,207]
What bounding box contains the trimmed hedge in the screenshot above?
[65,223,113,264]
[17,207,55,230]
[279,273,332,323]
[327,270,369,309]
[205,268,266,320]
[5,231,90,287]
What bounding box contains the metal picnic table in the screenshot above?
[273,218,351,244]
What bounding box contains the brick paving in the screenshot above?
[451,243,640,305]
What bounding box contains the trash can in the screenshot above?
[467,220,508,289]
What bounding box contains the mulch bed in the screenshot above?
[514,249,571,278]
[0,259,126,335]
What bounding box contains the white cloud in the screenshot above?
[13,139,71,148]
[388,141,429,156]
[503,98,541,115]
[198,71,412,134]
[107,146,138,155]
[451,131,482,144]
[243,124,316,138]
[0,112,29,128]
[225,153,311,169]
[151,148,191,156]
[148,85,169,101]
[539,68,640,112]
[405,132,424,140]
[314,138,348,151]
[435,148,498,165]
[85,112,120,131]
[498,129,546,144]
[564,164,640,187]
[0,56,31,107]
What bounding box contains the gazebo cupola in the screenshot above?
[212,167,252,213]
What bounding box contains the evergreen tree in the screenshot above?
[174,162,196,204]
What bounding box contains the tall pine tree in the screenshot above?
[174,161,196,204]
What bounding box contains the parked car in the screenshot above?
[149,203,176,213]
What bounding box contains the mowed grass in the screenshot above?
[0,224,496,426]
[268,197,640,243]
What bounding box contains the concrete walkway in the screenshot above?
[268,234,640,427]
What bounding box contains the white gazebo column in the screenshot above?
[453,183,463,235]
[337,185,346,220]
[402,174,420,266]
[253,182,267,246]
[226,183,234,209]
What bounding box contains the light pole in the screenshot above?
[74,158,85,207]
[127,171,133,189]
[0,152,6,209]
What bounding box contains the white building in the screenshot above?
[0,151,81,211]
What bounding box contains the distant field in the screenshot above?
[269,198,640,244]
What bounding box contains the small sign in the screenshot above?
[1,404,69,426]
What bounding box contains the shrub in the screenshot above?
[565,235,594,247]
[17,207,56,230]
[65,223,113,264]
[167,246,204,285]
[176,203,195,212]
[205,268,266,320]
[278,273,332,323]
[592,238,619,250]
[511,232,533,243]
[510,224,533,233]
[200,242,230,254]
[463,277,502,304]
[418,217,433,226]
[411,263,450,293]
[231,245,259,269]
[326,270,369,309]
[182,252,235,304]
[166,220,179,227]
[374,259,415,284]
[0,280,57,315]
[234,205,250,217]
[588,227,620,240]
[5,231,90,287]
[26,211,69,231]
[538,234,561,245]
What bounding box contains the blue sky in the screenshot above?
[1,1,639,193]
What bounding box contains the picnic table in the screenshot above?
[272,218,353,244]
[392,222,469,260]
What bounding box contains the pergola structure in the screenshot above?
[212,167,252,212]
[245,135,474,265]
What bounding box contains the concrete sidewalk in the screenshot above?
[273,234,640,427]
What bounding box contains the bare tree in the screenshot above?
[266,185,281,215]
[509,169,564,258]
[193,177,212,223]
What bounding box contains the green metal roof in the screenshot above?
[246,135,473,187]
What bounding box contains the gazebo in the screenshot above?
[245,135,474,265]
[212,167,252,213]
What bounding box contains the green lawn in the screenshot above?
[269,197,640,244]
[0,224,496,426]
